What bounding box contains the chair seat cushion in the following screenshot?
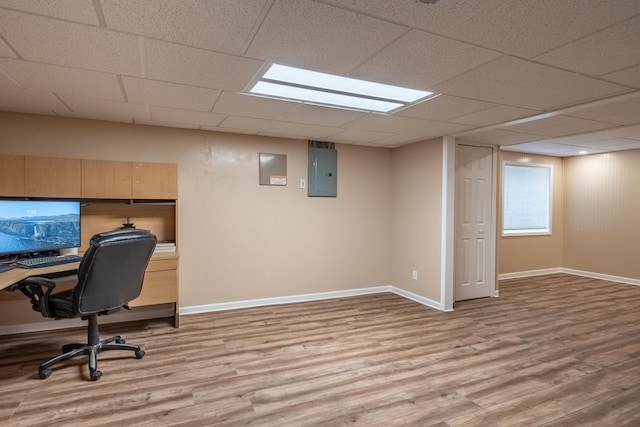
[48,290,75,318]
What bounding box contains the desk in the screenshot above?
[0,263,80,291]
[1,254,179,327]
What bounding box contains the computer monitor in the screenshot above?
[0,200,81,258]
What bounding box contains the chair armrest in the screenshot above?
[17,277,56,318]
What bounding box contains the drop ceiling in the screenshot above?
[0,0,639,157]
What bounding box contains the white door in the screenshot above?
[455,144,494,301]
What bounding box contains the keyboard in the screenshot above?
[15,255,82,269]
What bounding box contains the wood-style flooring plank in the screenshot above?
[2,273,640,425]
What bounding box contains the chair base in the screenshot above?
[38,315,145,381]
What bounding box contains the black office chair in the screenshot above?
[17,229,157,381]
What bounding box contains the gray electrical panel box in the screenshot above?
[308,147,337,197]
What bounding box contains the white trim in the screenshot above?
[499,268,640,287]
[561,269,640,287]
[180,285,444,316]
[0,286,447,336]
[391,286,445,312]
[499,268,564,280]
[441,136,456,311]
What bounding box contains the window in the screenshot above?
[502,162,552,236]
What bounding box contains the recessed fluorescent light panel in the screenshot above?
[249,64,433,113]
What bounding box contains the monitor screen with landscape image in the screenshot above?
[0,200,81,258]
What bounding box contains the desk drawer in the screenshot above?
[130,269,178,307]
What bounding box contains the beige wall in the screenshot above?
[0,112,394,326]
[497,151,564,275]
[390,138,443,301]
[563,149,640,279]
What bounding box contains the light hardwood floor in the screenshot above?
[2,273,640,426]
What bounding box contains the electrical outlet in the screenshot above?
[412,270,418,281]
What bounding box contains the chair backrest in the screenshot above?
[73,229,157,315]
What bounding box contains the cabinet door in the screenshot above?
[132,162,177,199]
[25,156,81,197]
[81,159,132,199]
[0,154,25,196]
[129,257,179,307]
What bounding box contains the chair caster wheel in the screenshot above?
[116,338,125,344]
[90,370,102,381]
[39,369,52,379]
[135,349,145,359]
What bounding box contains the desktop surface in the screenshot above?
[0,261,80,292]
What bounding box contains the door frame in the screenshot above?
[441,137,498,310]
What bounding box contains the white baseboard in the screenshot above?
[389,287,444,311]
[498,268,564,280]
[179,286,392,315]
[499,268,640,287]
[180,285,445,316]
[561,268,640,287]
[1,286,447,336]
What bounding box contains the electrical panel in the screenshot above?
[308,146,337,197]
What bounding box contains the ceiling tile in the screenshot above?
[487,132,548,146]
[135,118,200,130]
[212,92,299,120]
[544,133,612,145]
[565,94,640,125]
[603,65,640,88]
[319,0,503,35]
[276,122,342,139]
[0,38,16,57]
[100,0,267,54]
[281,103,365,127]
[352,29,501,88]
[0,0,100,25]
[0,10,143,76]
[370,133,432,147]
[501,141,590,156]
[433,56,629,110]
[0,58,123,101]
[397,95,496,122]
[536,15,640,76]
[328,129,394,144]
[58,94,148,120]
[458,128,520,143]
[573,137,640,151]
[145,39,263,91]
[596,124,640,140]
[0,65,17,87]
[246,0,406,73]
[505,115,618,137]
[0,86,66,115]
[123,77,219,112]
[217,116,286,134]
[201,124,258,135]
[445,0,640,58]
[150,105,225,127]
[344,114,471,135]
[450,105,540,126]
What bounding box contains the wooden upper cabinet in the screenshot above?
[0,154,25,196]
[25,156,81,198]
[132,162,178,199]
[81,159,132,199]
